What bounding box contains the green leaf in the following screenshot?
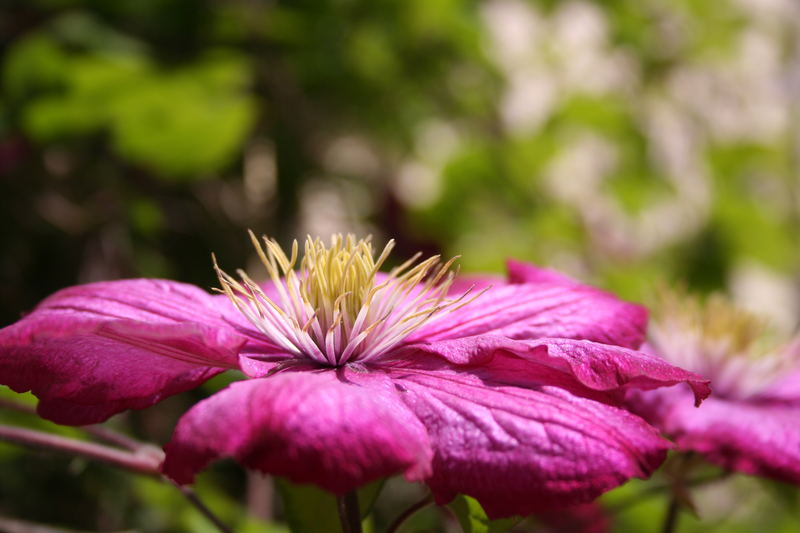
[239,517,291,533]
[23,53,148,141]
[108,56,255,178]
[275,478,384,533]
[359,479,386,518]
[3,34,69,99]
[760,479,800,514]
[448,495,520,533]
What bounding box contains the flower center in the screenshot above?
[650,290,794,398]
[215,232,479,366]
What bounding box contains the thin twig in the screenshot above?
[81,424,146,452]
[0,398,37,415]
[246,471,274,521]
[386,493,434,533]
[0,397,144,451]
[0,423,233,533]
[176,485,235,533]
[607,471,731,513]
[0,424,161,475]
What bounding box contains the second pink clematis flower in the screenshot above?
[0,235,710,518]
[627,291,800,484]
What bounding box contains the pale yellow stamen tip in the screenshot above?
[653,288,768,358]
[215,233,479,366]
[650,287,797,398]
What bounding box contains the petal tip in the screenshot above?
[692,380,713,407]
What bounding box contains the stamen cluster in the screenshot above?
[215,232,477,366]
[651,290,797,397]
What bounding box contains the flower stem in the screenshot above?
[246,471,274,521]
[177,485,235,533]
[337,491,362,533]
[386,493,434,533]
[661,452,696,533]
[661,494,680,533]
[607,470,731,513]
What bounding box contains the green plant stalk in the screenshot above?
[337,491,362,533]
[386,493,434,533]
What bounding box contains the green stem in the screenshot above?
[337,491,362,533]
[177,485,235,533]
[660,452,696,533]
[386,494,434,533]
[661,494,680,533]
[607,470,731,513]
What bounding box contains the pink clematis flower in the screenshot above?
[627,291,800,484]
[0,235,709,517]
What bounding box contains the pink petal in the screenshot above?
[0,279,247,424]
[446,274,502,295]
[412,276,648,350]
[28,279,240,327]
[388,366,670,518]
[630,388,800,484]
[754,341,800,404]
[408,336,711,406]
[237,344,295,378]
[521,338,711,406]
[758,373,800,404]
[161,368,433,492]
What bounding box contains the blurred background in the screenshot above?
[1,0,799,531]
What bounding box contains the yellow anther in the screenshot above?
[653,288,770,359]
[215,233,483,365]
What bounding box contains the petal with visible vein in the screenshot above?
[162,369,433,492]
[388,367,670,518]
[408,336,711,406]
[411,278,647,349]
[629,389,800,484]
[0,279,245,424]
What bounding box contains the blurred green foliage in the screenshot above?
[5,16,254,176]
[449,495,520,533]
[275,479,383,533]
[1,0,799,531]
